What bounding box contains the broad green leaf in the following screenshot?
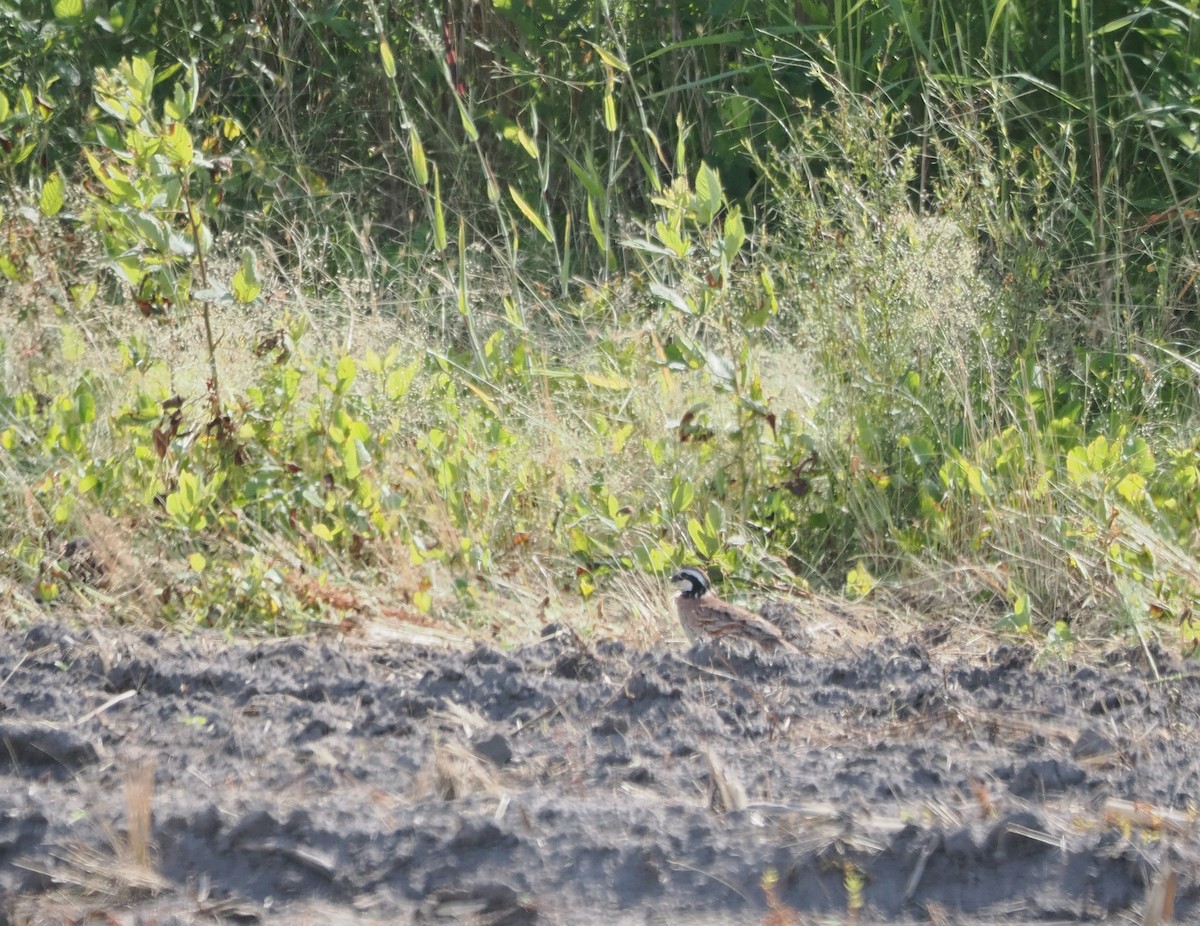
[129,56,154,106]
[1066,446,1090,485]
[845,561,876,599]
[722,206,745,257]
[649,281,693,315]
[85,150,138,200]
[53,0,83,19]
[73,386,95,424]
[179,470,199,507]
[163,122,193,167]
[670,479,694,514]
[655,221,689,257]
[53,497,74,523]
[336,356,357,390]
[343,435,360,479]
[231,247,262,303]
[39,171,64,217]
[1086,434,1111,470]
[1124,436,1155,475]
[165,72,196,121]
[188,552,206,573]
[386,356,421,399]
[1116,472,1146,503]
[693,162,722,223]
[687,517,716,558]
[905,434,936,465]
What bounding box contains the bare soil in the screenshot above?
[1,616,1197,924]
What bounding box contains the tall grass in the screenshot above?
[0,1,1198,650]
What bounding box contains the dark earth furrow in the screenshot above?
[1,620,1197,924]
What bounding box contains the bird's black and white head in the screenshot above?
[671,566,711,598]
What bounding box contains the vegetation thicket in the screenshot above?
[1,0,1198,653]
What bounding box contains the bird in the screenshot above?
[670,566,800,655]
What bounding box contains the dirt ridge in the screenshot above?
[1,619,1197,924]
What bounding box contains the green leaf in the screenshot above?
[52,0,83,19]
[509,186,553,243]
[654,221,689,257]
[386,356,421,400]
[585,42,629,72]
[844,561,876,599]
[670,479,694,515]
[1116,472,1146,504]
[409,126,428,186]
[336,356,357,391]
[85,150,138,201]
[188,552,206,573]
[343,435,360,479]
[586,196,607,253]
[455,96,478,142]
[722,206,745,258]
[165,76,195,121]
[129,56,155,107]
[1065,446,1091,485]
[162,122,193,167]
[231,248,262,303]
[432,164,446,250]
[379,36,396,79]
[40,171,64,216]
[1124,436,1155,475]
[73,383,95,424]
[693,163,722,224]
[1086,434,1111,470]
[648,280,696,316]
[603,92,617,133]
[687,517,716,558]
[986,0,1012,43]
[179,471,199,508]
[905,434,936,465]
